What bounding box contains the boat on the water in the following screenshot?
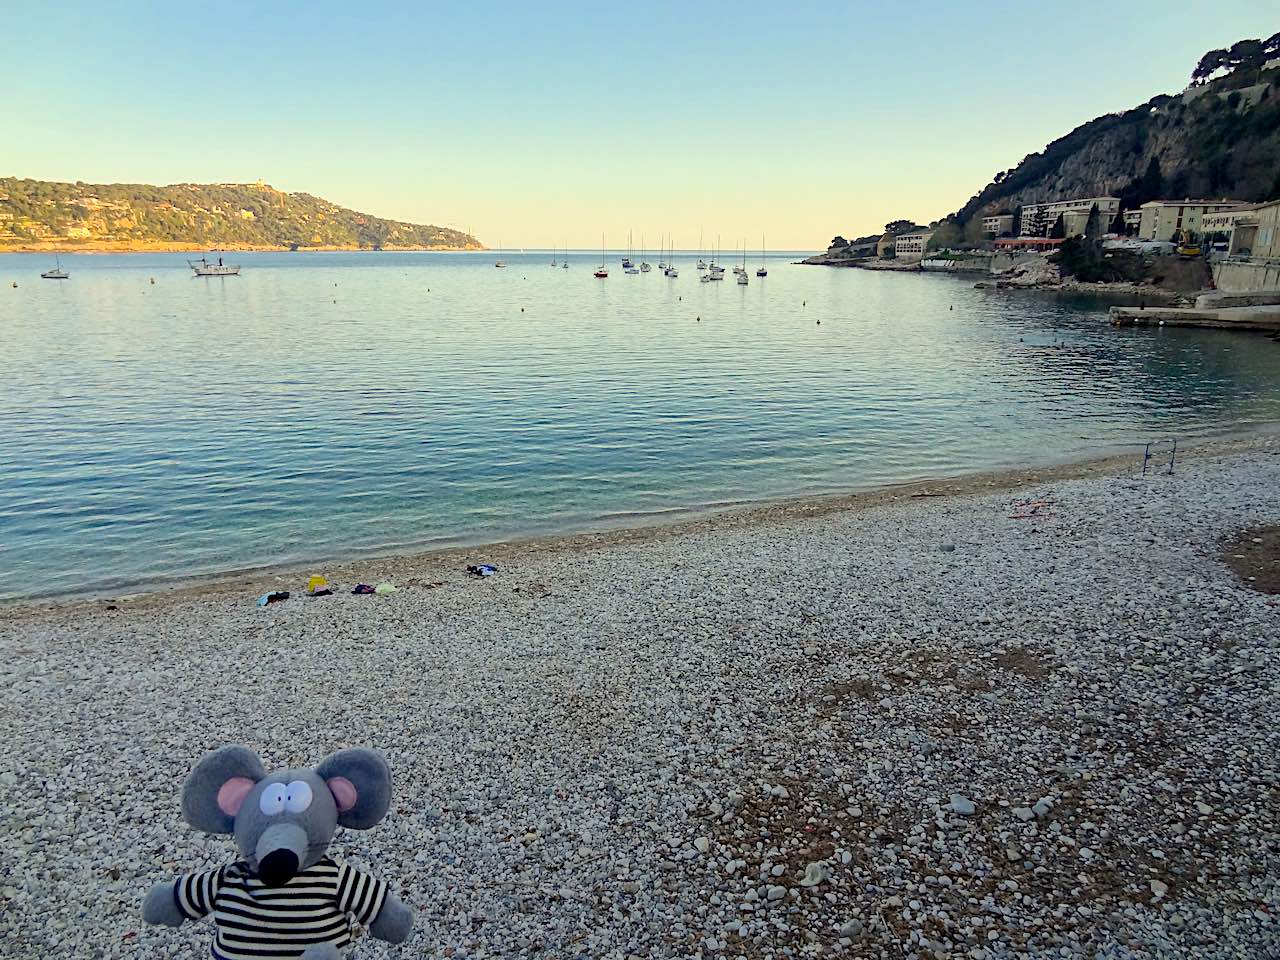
[495,240,506,268]
[41,255,68,280]
[188,256,240,276]
[595,233,609,278]
[640,235,651,272]
[663,235,678,277]
[757,233,768,277]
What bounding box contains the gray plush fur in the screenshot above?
[143,745,412,952]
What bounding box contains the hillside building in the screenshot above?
[1210,199,1280,294]
[981,214,1014,237]
[1137,199,1248,242]
[1018,197,1120,238]
[892,231,934,260]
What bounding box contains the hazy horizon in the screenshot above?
[4,1,1275,250]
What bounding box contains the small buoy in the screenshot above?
[1159,320,1165,326]
[802,300,806,306]
[521,307,525,312]
[696,316,701,321]
[949,305,953,310]
[149,277,155,285]
[11,281,16,288]
[816,320,821,325]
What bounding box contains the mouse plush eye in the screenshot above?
[284,780,313,814]
[259,783,288,815]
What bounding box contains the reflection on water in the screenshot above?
[2,251,1278,600]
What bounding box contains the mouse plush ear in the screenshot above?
[181,745,266,834]
[314,748,392,830]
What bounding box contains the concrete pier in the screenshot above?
[1109,303,1280,333]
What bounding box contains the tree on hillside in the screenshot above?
[1049,214,1066,240]
[1109,209,1127,235]
[1192,48,1229,84]
[1085,203,1102,241]
[1192,34,1280,84]
[884,219,919,235]
[1119,156,1164,210]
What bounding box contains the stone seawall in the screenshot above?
[1212,259,1280,295]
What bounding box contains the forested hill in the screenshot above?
[0,178,480,250]
[935,36,1280,244]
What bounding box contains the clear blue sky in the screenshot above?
[4,1,1275,249]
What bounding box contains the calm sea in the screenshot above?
[2,250,1279,601]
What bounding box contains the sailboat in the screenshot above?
[696,229,707,271]
[733,241,746,276]
[595,234,609,278]
[494,241,506,268]
[563,241,569,269]
[41,254,69,280]
[708,236,724,280]
[663,234,678,277]
[640,234,651,272]
[551,246,557,267]
[757,233,768,277]
[624,231,639,274]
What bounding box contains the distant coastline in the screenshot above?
[0,241,485,254]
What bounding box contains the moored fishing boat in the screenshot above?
[188,256,240,276]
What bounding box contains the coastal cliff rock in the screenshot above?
[950,67,1280,237]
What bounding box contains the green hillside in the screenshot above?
[0,178,480,250]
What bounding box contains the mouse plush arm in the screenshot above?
[142,867,224,927]
[334,863,413,944]
[369,891,414,944]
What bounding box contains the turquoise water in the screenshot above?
[2,250,1279,601]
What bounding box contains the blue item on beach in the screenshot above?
[352,584,376,594]
[467,564,498,577]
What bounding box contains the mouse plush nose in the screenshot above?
[258,848,299,886]
[254,823,309,887]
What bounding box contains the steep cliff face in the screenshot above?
[952,69,1280,233]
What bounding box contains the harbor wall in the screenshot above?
[1212,259,1280,295]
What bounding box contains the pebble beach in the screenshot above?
[2,434,1279,960]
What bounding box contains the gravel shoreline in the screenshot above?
[2,436,1278,958]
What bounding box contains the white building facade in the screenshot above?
[1018,197,1120,237]
[892,231,933,260]
[981,214,1014,237]
[1137,200,1248,242]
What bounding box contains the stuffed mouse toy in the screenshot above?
[143,745,413,959]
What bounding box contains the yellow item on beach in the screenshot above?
[307,575,329,595]
[374,582,397,595]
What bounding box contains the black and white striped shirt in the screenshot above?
[173,858,389,959]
